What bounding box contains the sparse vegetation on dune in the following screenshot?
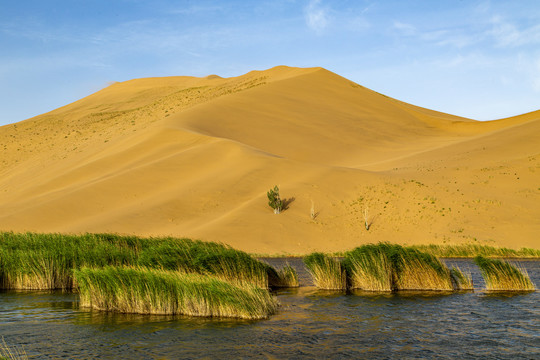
[267,185,283,214]
[75,266,278,319]
[474,256,535,291]
[303,253,346,290]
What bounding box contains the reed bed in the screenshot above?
[449,267,474,290]
[411,244,540,258]
[0,232,276,290]
[303,253,346,290]
[273,264,299,288]
[342,245,392,291]
[474,256,535,291]
[388,245,453,291]
[74,267,278,319]
[324,243,466,292]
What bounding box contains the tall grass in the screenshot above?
[303,253,346,290]
[74,267,278,319]
[474,256,535,291]
[342,245,392,291]
[449,267,474,290]
[344,244,454,291]
[273,264,299,288]
[335,243,468,292]
[0,232,277,290]
[411,244,540,258]
[388,245,453,291]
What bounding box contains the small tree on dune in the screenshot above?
[267,186,283,214]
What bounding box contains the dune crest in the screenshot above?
[0,66,538,253]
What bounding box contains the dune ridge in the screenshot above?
[0,66,538,254]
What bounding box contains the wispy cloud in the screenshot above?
[393,21,416,36]
[489,15,540,47]
[304,0,329,34]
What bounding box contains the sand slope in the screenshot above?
[0,66,538,253]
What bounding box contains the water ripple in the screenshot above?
[0,259,538,359]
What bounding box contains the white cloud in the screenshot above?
[305,0,329,34]
[490,15,540,47]
[393,21,416,36]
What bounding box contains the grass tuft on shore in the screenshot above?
[74,266,278,319]
[474,256,535,291]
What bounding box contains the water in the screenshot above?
[1,259,539,359]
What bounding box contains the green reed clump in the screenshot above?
[0,232,278,290]
[474,256,535,291]
[272,264,299,288]
[411,244,540,258]
[74,267,278,319]
[342,243,455,291]
[303,253,346,290]
[449,267,473,290]
[342,245,392,291]
[188,248,274,289]
[386,244,453,291]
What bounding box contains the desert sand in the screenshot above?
[0,66,538,254]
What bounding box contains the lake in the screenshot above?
[1,259,538,359]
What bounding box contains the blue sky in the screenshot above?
[1,0,539,126]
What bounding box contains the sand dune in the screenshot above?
[0,66,538,253]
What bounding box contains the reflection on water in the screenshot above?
[0,259,538,359]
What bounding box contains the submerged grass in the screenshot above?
[303,253,346,290]
[474,256,535,291]
[0,232,276,290]
[74,267,278,319]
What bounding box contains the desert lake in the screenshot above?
[1,258,538,359]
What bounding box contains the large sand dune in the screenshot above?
[0,66,538,253]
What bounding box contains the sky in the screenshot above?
[1,0,539,126]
